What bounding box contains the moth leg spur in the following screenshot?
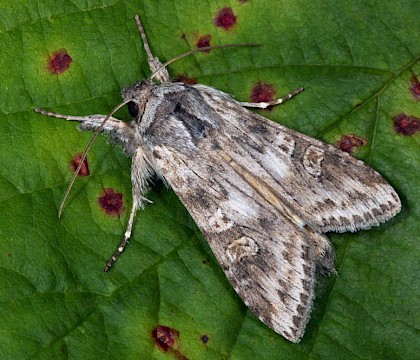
[239,86,304,109]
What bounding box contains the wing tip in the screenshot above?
[308,190,401,234]
[270,311,309,343]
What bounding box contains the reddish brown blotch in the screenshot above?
[410,76,420,100]
[196,34,212,53]
[152,325,179,352]
[47,49,72,74]
[337,134,367,153]
[174,74,198,85]
[71,153,90,177]
[393,113,420,136]
[213,7,237,30]
[151,325,188,360]
[98,188,124,217]
[250,82,276,110]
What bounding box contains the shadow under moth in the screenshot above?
[35,15,401,343]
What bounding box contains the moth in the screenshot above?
[35,15,401,343]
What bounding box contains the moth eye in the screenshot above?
[127,101,139,117]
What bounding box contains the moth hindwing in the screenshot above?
[35,15,401,343]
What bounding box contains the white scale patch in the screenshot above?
[226,192,258,218]
[262,133,296,178]
[226,236,259,262]
[273,132,296,156]
[208,208,234,233]
[303,145,324,177]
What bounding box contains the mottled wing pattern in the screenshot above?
[154,143,320,342]
[144,83,400,342]
[194,84,401,233]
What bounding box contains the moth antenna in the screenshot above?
[134,15,156,68]
[149,43,259,81]
[134,15,170,82]
[58,100,130,218]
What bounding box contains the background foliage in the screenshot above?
[0,1,419,359]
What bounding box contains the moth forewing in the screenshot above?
[152,143,319,342]
[35,15,401,343]
[194,85,401,234]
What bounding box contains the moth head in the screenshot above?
[121,79,154,120]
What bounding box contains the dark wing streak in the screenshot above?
[174,153,228,199]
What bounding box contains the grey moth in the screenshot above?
[36,15,401,343]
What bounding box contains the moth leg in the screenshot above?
[35,108,122,130]
[134,15,170,83]
[35,108,136,150]
[104,148,153,271]
[103,199,137,272]
[239,86,304,109]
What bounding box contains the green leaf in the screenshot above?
[0,1,419,359]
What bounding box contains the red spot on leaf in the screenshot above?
[71,153,90,177]
[410,76,420,100]
[200,334,209,344]
[196,34,212,53]
[214,7,237,30]
[152,325,188,360]
[48,49,72,74]
[250,82,276,102]
[337,134,367,153]
[98,188,124,217]
[174,74,198,85]
[393,113,420,136]
[152,325,178,351]
[250,82,276,110]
